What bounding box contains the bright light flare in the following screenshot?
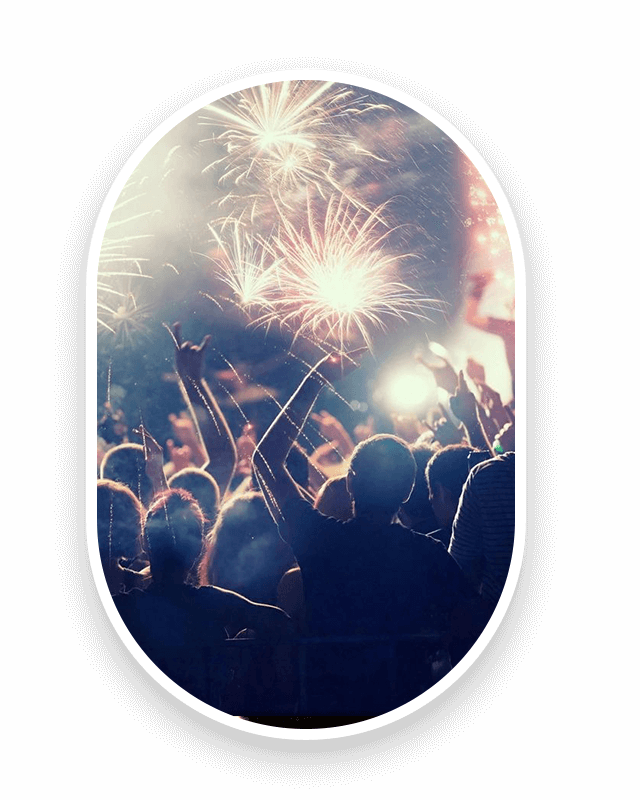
[384,369,437,413]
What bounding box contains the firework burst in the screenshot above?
[97,274,155,345]
[206,219,280,310]
[199,81,389,202]
[97,170,157,344]
[260,195,432,352]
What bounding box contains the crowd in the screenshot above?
[96,274,516,727]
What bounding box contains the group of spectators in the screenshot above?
[96,274,516,727]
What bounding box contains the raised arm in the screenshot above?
[253,350,365,540]
[310,410,355,460]
[171,322,237,497]
[465,272,515,341]
[449,371,492,451]
[134,424,168,499]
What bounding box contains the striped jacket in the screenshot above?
[449,452,515,607]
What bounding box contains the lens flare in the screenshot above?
[384,369,437,413]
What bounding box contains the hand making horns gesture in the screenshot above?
[171,322,212,384]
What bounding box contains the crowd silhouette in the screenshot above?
[97,277,516,728]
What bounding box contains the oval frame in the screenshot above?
[87,69,525,740]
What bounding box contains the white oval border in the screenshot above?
[86,67,526,742]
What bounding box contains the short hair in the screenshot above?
[144,489,205,581]
[96,479,143,566]
[198,491,292,602]
[314,475,353,521]
[349,434,417,514]
[400,439,439,527]
[426,444,478,502]
[100,444,154,507]
[168,468,220,527]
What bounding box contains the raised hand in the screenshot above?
[236,423,257,477]
[416,354,458,395]
[133,424,168,496]
[478,382,510,429]
[466,357,486,385]
[309,440,343,469]
[468,271,492,299]
[166,438,193,472]
[353,414,376,444]
[391,413,424,445]
[450,370,478,427]
[168,410,201,448]
[169,322,237,495]
[431,403,464,447]
[171,321,212,384]
[310,410,355,457]
[311,410,345,441]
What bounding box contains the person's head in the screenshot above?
[426,444,477,528]
[198,491,292,602]
[96,479,144,572]
[100,443,154,507]
[398,439,439,531]
[347,434,416,520]
[168,468,220,528]
[144,489,205,584]
[314,475,353,521]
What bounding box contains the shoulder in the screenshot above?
[405,527,448,550]
[470,452,515,481]
[281,494,322,526]
[463,453,515,504]
[191,584,241,609]
[392,525,452,563]
[282,495,342,549]
[410,529,462,570]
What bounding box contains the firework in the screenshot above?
[97,248,154,343]
[260,195,432,352]
[97,169,158,344]
[97,275,155,344]
[199,81,390,201]
[206,219,279,310]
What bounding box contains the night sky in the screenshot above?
[96,81,513,448]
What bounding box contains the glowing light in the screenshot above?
[428,341,450,359]
[260,195,432,351]
[384,369,436,413]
